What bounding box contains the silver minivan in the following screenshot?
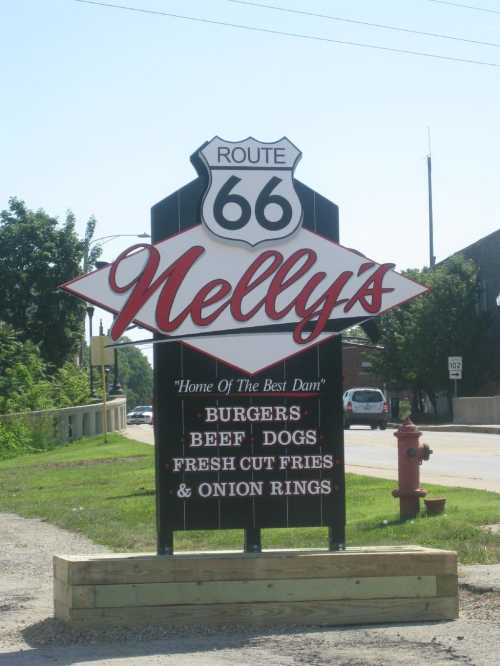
[343,388,388,430]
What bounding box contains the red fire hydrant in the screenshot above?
[392,418,433,520]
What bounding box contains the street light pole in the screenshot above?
[110,344,124,396]
[107,314,124,397]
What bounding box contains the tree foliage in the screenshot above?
[0,198,94,368]
[370,255,492,408]
[82,214,102,271]
[112,340,153,409]
[0,321,90,414]
[0,321,52,413]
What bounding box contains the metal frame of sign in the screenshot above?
[151,168,346,555]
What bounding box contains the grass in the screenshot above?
[1,433,500,563]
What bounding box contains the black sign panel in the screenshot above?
[152,174,345,554]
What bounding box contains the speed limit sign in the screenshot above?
[448,356,462,380]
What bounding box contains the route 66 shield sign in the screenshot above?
[198,137,303,247]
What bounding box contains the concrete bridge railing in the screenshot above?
[0,397,127,444]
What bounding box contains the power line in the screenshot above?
[72,0,499,67]
[427,0,500,15]
[229,0,500,48]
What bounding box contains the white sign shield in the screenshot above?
[198,137,303,247]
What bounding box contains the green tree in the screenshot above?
[112,340,153,409]
[82,214,102,271]
[0,321,90,414]
[370,255,492,413]
[0,198,93,368]
[51,362,91,408]
[0,321,53,413]
[0,322,91,459]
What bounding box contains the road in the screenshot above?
[126,425,500,493]
[344,427,500,492]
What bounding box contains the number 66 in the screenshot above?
[213,176,293,231]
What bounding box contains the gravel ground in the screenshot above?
[1,512,500,665]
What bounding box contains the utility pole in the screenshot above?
[427,127,435,268]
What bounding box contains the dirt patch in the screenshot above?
[0,512,108,653]
[461,587,500,623]
[480,523,500,534]
[39,455,148,469]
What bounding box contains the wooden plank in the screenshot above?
[53,599,70,622]
[58,546,444,561]
[63,549,457,585]
[72,585,96,609]
[88,575,436,609]
[53,577,70,607]
[436,575,458,597]
[53,556,69,584]
[64,596,459,627]
[54,577,96,609]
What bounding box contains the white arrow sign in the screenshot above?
[448,356,462,380]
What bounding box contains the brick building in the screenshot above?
[342,339,383,391]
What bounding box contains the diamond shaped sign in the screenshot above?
[62,224,427,375]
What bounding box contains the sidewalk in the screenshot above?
[388,422,500,435]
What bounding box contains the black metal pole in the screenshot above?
[113,348,123,393]
[244,528,262,553]
[158,528,173,556]
[109,333,124,396]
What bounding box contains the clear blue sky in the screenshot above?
[1,0,499,354]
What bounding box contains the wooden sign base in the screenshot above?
[54,546,458,627]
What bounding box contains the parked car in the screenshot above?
[343,388,388,430]
[127,405,153,425]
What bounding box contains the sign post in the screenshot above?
[56,138,457,629]
[448,356,462,398]
[91,333,113,443]
[101,364,108,443]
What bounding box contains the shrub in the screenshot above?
[0,419,31,459]
[0,413,62,460]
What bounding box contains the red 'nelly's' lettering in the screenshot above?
[109,244,394,343]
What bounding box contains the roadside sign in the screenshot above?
[448,356,462,380]
[62,139,429,374]
[90,335,114,367]
[62,137,429,554]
